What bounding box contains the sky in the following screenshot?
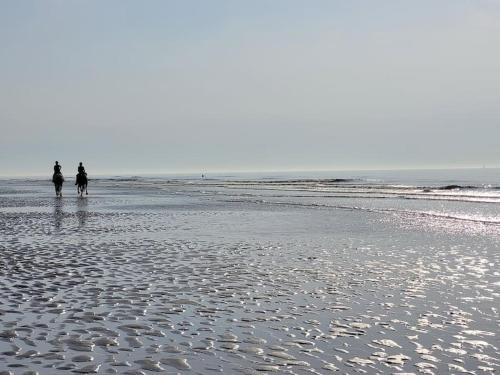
[1,0,499,176]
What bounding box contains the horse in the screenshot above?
[76,172,88,197]
[52,173,64,197]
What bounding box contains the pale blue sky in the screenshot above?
[1,1,499,175]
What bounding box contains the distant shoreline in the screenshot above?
[1,166,499,180]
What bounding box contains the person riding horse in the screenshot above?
[53,161,62,182]
[75,162,87,185]
[75,162,88,196]
[52,161,64,196]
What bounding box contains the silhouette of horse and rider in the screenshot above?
[52,161,88,197]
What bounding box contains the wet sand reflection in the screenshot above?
[77,197,89,227]
[53,197,64,231]
[1,181,498,374]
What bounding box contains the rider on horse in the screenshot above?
[52,161,64,196]
[52,161,62,182]
[75,162,87,185]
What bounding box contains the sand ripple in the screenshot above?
[1,180,499,373]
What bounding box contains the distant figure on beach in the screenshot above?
[52,161,64,197]
[75,162,88,196]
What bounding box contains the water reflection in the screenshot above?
[53,197,64,231]
[77,197,89,227]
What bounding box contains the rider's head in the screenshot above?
[55,161,59,165]
[79,162,83,166]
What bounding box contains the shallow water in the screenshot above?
[0,177,499,374]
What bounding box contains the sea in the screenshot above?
[0,168,498,374]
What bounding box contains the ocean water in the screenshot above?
[0,169,499,374]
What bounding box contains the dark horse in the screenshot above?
[76,172,88,197]
[53,173,64,197]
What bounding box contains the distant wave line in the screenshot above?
[225,199,500,225]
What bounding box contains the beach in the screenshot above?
[0,172,499,374]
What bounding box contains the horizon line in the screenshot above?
[0,165,498,179]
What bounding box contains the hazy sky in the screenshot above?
[1,0,499,176]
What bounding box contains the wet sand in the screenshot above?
[0,179,499,374]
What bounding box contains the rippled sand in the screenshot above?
[0,179,499,374]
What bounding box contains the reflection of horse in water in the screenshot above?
[53,197,64,230]
[76,195,89,227]
[76,172,88,197]
[52,173,64,197]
